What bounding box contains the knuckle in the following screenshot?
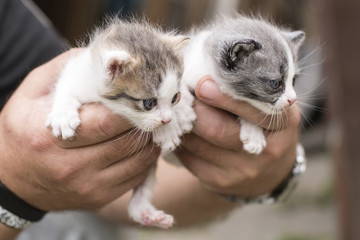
[264,146,283,164]
[50,163,78,184]
[268,148,282,162]
[96,110,116,138]
[242,168,260,181]
[205,121,227,140]
[212,173,235,190]
[75,183,105,209]
[30,134,53,152]
[75,182,94,198]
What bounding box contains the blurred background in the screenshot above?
[19,0,360,239]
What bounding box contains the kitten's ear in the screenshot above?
[282,30,305,51]
[103,50,137,81]
[164,35,190,52]
[228,39,262,66]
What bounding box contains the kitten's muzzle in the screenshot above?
[288,99,296,106]
[161,119,172,124]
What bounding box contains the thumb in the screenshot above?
[194,77,279,130]
[19,48,83,99]
[195,76,259,118]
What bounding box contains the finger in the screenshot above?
[180,133,257,168]
[176,147,222,185]
[191,100,242,151]
[195,77,290,131]
[109,167,152,200]
[176,148,243,194]
[82,129,156,169]
[21,49,135,147]
[56,103,134,148]
[100,143,160,186]
[22,48,83,98]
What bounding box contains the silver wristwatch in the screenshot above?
[0,205,32,229]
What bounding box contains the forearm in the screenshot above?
[99,157,236,227]
[0,223,21,240]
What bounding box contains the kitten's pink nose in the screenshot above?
[288,99,296,106]
[161,119,171,124]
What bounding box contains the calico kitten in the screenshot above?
[46,19,193,228]
[182,15,305,154]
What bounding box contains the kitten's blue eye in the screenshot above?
[269,80,281,89]
[143,98,157,111]
[171,92,181,105]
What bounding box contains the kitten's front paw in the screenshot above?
[242,139,266,155]
[240,119,266,155]
[177,105,196,133]
[176,89,196,133]
[153,122,182,153]
[161,139,180,152]
[46,104,81,139]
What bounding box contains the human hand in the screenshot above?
[176,76,300,198]
[0,49,159,211]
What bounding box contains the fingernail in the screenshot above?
[198,80,220,99]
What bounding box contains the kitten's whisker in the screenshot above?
[296,78,327,98]
[297,101,328,115]
[254,111,271,128]
[299,109,316,129]
[263,109,275,136]
[299,59,325,72]
[297,95,327,101]
[105,127,137,145]
[125,130,140,155]
[298,44,324,67]
[132,130,148,161]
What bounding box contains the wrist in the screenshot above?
[0,221,21,240]
[0,180,47,229]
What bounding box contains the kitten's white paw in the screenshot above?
[176,89,196,133]
[46,111,80,139]
[161,138,180,152]
[177,105,196,133]
[153,121,182,153]
[243,140,266,155]
[240,119,266,155]
[141,209,174,229]
[46,99,81,140]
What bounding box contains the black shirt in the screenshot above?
[0,0,66,109]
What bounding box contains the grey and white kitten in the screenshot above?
[46,19,194,229]
[182,15,305,154]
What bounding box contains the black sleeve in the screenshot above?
[0,0,67,110]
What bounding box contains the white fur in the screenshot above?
[274,33,297,110]
[128,166,174,229]
[46,49,195,229]
[182,29,297,155]
[182,31,216,90]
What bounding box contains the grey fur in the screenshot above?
[90,19,184,101]
[204,15,305,105]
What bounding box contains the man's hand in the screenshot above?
[177,76,300,198]
[0,49,159,211]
